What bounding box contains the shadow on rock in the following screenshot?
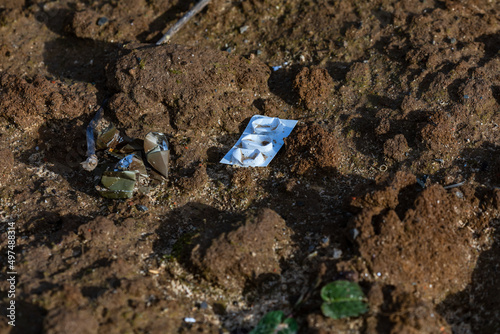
[475,32,500,66]
[153,202,241,264]
[33,114,100,197]
[267,64,303,107]
[34,3,123,94]
[437,198,500,332]
[23,212,90,249]
[325,61,351,82]
[0,300,45,333]
[452,142,500,187]
[43,38,121,93]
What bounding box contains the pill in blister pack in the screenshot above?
[220,115,298,167]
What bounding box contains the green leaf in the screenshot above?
[250,310,298,334]
[320,281,368,319]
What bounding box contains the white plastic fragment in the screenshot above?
[220,115,297,167]
[239,25,249,34]
[271,61,289,71]
[184,317,196,323]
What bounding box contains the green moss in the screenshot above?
[139,58,146,69]
[171,232,199,260]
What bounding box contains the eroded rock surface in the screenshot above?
[191,208,293,292]
[106,44,271,137]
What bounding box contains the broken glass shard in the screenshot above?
[98,171,136,199]
[144,132,169,178]
[95,121,124,150]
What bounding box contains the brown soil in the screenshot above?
[0,0,499,333]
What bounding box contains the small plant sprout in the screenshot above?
[320,280,368,319]
[250,310,298,334]
[139,58,146,69]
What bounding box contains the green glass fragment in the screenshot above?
[98,171,136,199]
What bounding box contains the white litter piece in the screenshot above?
[220,115,298,167]
[272,61,289,71]
[184,317,196,323]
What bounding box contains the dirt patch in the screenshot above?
[349,181,480,301]
[43,308,98,334]
[191,208,293,292]
[0,147,14,186]
[0,74,96,132]
[282,124,340,175]
[419,110,459,155]
[383,134,409,162]
[106,43,271,137]
[293,67,334,110]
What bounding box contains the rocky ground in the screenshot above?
[0,0,499,333]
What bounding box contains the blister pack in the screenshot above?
[220,115,298,167]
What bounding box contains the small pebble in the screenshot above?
[350,228,359,240]
[332,248,342,259]
[417,175,428,188]
[97,17,108,26]
[239,25,249,34]
[199,301,208,309]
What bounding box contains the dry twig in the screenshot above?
[156,0,212,45]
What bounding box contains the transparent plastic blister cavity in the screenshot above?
[220,115,298,167]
